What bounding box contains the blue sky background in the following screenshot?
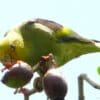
[0,0,100,100]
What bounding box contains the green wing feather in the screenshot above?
[0,18,100,67]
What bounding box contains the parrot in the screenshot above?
[0,18,100,70]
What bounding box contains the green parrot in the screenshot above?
[0,18,100,69]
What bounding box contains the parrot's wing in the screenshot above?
[34,18,63,32]
[33,18,96,44]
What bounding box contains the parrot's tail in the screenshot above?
[93,40,100,48]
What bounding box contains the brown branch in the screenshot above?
[24,95,29,100]
[78,74,85,100]
[78,73,100,100]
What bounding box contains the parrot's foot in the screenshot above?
[41,53,56,66]
[38,53,57,76]
[1,62,13,72]
[1,60,22,72]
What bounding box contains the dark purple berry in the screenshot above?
[43,68,68,100]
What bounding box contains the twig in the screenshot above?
[24,88,37,100]
[24,95,29,100]
[78,74,85,100]
[78,73,100,100]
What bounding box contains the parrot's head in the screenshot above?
[0,38,10,64]
[0,28,24,69]
[0,36,20,69]
[0,38,16,70]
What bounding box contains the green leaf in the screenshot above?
[97,66,100,75]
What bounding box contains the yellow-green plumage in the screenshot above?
[0,18,100,67]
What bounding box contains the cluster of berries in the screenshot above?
[1,54,67,100]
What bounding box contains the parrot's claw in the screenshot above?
[1,66,11,72]
[1,60,22,72]
[1,62,14,72]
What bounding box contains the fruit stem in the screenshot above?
[24,88,37,100]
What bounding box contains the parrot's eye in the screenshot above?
[10,44,16,51]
